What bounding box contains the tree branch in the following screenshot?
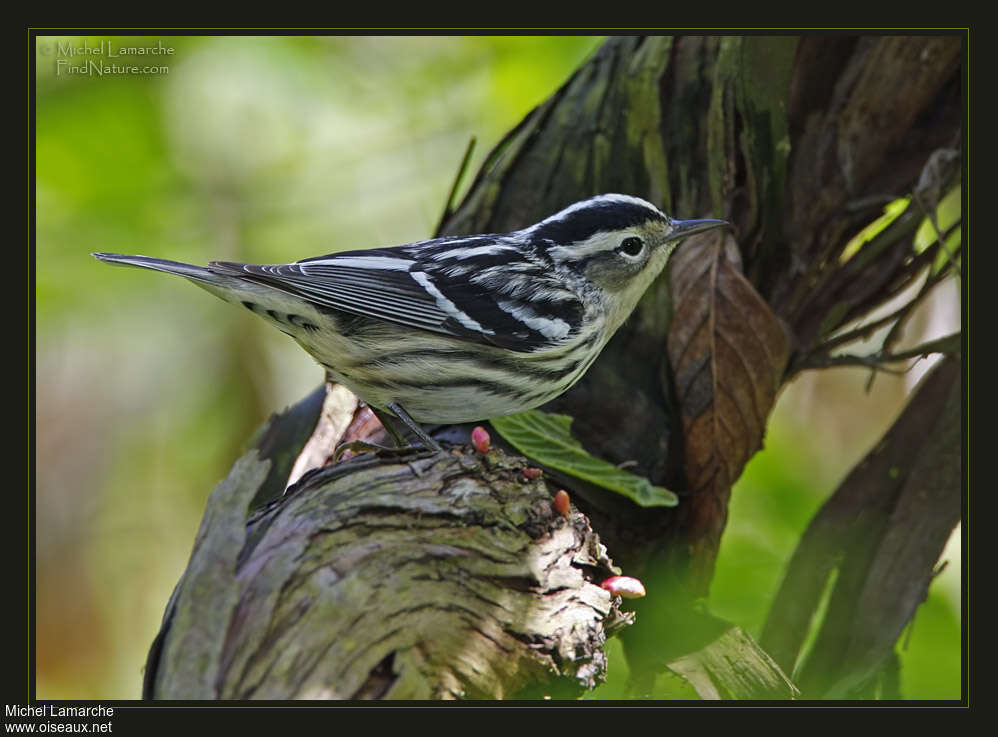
[147,402,632,699]
[760,357,961,698]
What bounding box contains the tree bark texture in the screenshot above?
[145,35,962,699]
[146,390,632,699]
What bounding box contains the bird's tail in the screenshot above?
[91,253,221,285]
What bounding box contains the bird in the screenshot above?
[93,194,726,452]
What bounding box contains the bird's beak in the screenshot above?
[666,218,728,242]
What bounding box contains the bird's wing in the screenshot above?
[209,247,582,352]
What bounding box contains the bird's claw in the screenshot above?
[333,439,439,462]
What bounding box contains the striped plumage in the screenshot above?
[94,194,725,427]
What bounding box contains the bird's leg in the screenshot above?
[370,406,411,447]
[333,402,442,461]
[386,402,443,453]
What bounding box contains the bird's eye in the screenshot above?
[618,236,645,257]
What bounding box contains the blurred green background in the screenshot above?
[34,35,961,700]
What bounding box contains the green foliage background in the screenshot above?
[34,35,960,699]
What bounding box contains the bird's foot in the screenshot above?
[333,439,440,462]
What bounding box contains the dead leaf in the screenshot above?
[667,232,789,575]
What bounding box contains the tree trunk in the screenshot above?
[143,35,962,700]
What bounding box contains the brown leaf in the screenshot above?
[667,232,789,572]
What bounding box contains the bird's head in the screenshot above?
[527,194,727,328]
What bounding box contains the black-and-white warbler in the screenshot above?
[94,194,725,450]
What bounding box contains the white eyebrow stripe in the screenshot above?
[299,256,414,271]
[545,228,642,261]
[411,271,493,334]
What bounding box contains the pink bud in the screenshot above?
[471,426,491,454]
[553,489,570,519]
[522,467,543,479]
[599,576,646,599]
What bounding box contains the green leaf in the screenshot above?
[490,410,678,507]
[839,197,910,265]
